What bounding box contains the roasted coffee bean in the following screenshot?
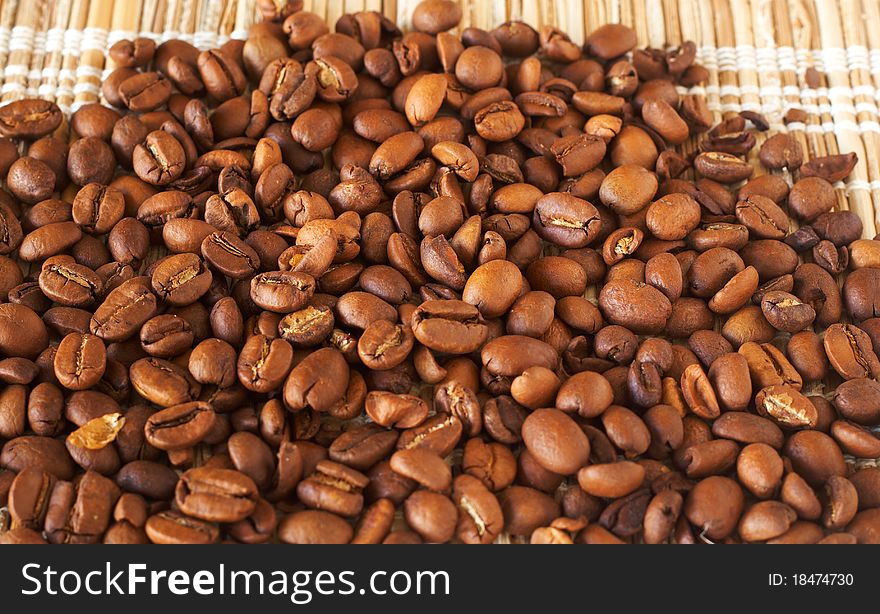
[784,431,847,486]
[759,133,803,170]
[201,231,260,279]
[132,131,185,186]
[735,195,788,239]
[130,358,201,407]
[278,509,352,544]
[0,99,63,138]
[599,279,672,335]
[144,402,215,451]
[197,49,246,102]
[411,300,488,354]
[760,291,815,333]
[7,157,56,204]
[452,474,504,544]
[831,377,880,425]
[38,260,103,307]
[73,184,125,234]
[694,152,753,183]
[521,408,589,475]
[823,323,880,380]
[1,435,76,480]
[151,253,212,306]
[145,510,219,544]
[250,271,315,313]
[578,461,645,499]
[755,384,818,429]
[284,347,349,412]
[54,332,106,391]
[175,467,258,522]
[789,177,837,222]
[89,277,157,342]
[0,7,871,547]
[532,192,601,248]
[329,424,398,471]
[738,341,803,390]
[366,391,429,430]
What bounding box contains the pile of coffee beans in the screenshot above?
[0,0,878,544]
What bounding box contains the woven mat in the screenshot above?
[0,0,878,239]
[0,0,877,234]
[0,0,878,540]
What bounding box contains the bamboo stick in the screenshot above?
[0,0,20,98]
[712,0,741,119]
[661,0,680,47]
[233,0,255,39]
[382,0,397,22]
[217,0,238,41]
[70,0,113,111]
[194,0,223,49]
[54,0,88,114]
[37,0,71,104]
[309,1,327,27]
[174,0,198,44]
[771,0,808,159]
[520,0,540,31]
[674,0,706,169]
[644,0,665,49]
[104,0,141,78]
[813,0,874,235]
[840,0,880,227]
[98,0,140,109]
[25,1,51,98]
[141,0,159,38]
[1,0,42,103]
[730,0,760,124]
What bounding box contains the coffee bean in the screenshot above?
[89,276,157,342]
[452,473,504,544]
[143,402,215,451]
[1,435,75,480]
[7,157,56,204]
[532,192,601,248]
[130,358,201,407]
[404,489,457,543]
[785,431,847,486]
[755,384,818,428]
[521,408,589,475]
[38,260,103,307]
[831,377,880,425]
[283,347,348,412]
[68,137,116,186]
[151,253,212,306]
[250,271,315,313]
[599,279,672,334]
[0,99,63,138]
[73,183,125,234]
[0,303,49,358]
[197,50,246,102]
[54,333,106,391]
[0,8,870,547]
[176,467,258,522]
[396,412,462,458]
[823,323,880,380]
[132,131,185,186]
[145,510,219,544]
[201,231,260,279]
[278,510,352,544]
[760,291,815,333]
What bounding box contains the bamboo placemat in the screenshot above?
[0,0,878,239]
